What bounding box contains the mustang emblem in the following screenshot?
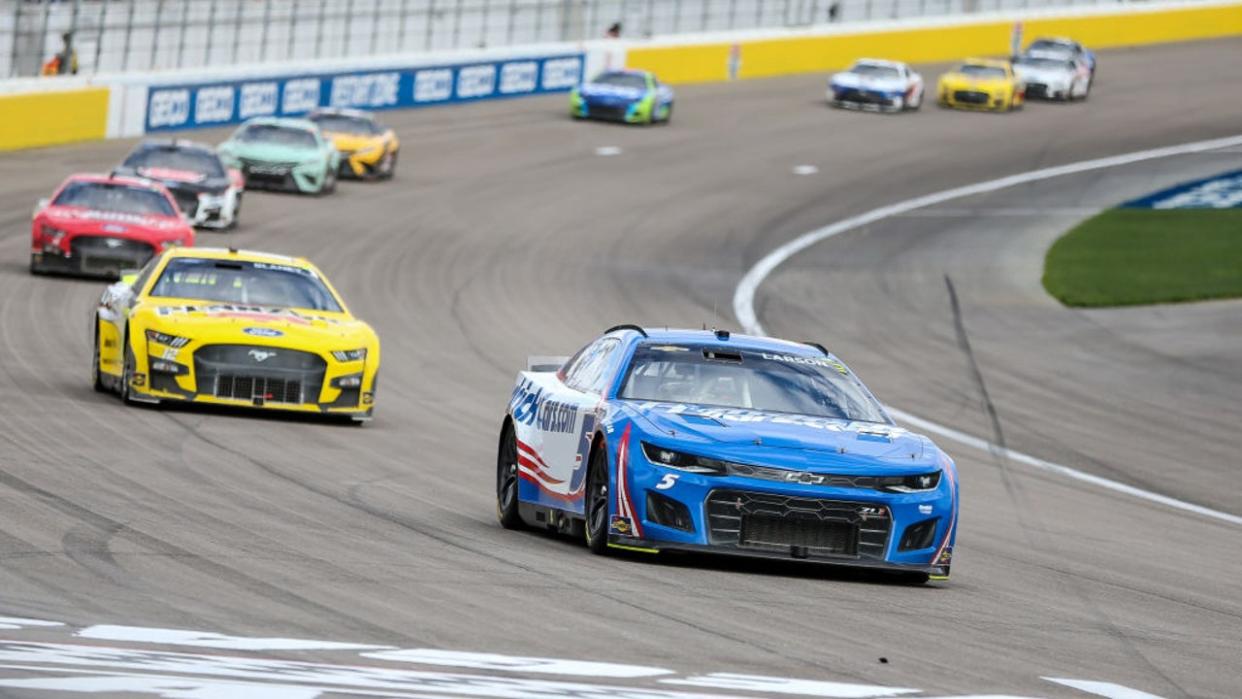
[248,349,277,362]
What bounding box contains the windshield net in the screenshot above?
[150,257,342,311]
[124,148,226,178]
[592,72,647,90]
[852,64,901,79]
[619,344,888,423]
[310,114,379,135]
[236,124,318,149]
[958,65,1008,79]
[53,182,176,217]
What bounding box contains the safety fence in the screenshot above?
[0,0,1165,78]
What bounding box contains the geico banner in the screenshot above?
[144,54,583,132]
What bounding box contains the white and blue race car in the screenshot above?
[828,59,924,112]
[497,326,958,583]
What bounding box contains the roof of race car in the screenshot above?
[592,69,652,79]
[61,172,166,189]
[135,138,216,154]
[239,115,318,130]
[853,58,906,69]
[308,107,375,120]
[162,246,309,267]
[605,327,830,357]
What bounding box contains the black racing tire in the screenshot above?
[496,423,524,530]
[584,441,610,555]
[229,193,243,230]
[29,255,43,276]
[660,103,674,124]
[380,150,398,180]
[119,337,136,403]
[91,322,106,393]
[318,168,337,196]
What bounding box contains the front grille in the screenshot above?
[193,344,326,405]
[953,90,990,104]
[240,158,297,188]
[214,375,304,404]
[171,189,199,216]
[587,104,628,120]
[727,462,878,489]
[70,237,154,275]
[836,88,887,104]
[706,490,891,560]
[1025,82,1048,98]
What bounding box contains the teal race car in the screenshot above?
[570,70,674,125]
[217,117,339,195]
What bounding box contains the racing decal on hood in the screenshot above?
[635,402,905,436]
[53,209,178,228]
[154,305,316,325]
[138,167,207,183]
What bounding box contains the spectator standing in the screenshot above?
[41,32,79,76]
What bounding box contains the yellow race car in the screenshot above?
[937,58,1025,112]
[308,108,400,179]
[92,247,380,422]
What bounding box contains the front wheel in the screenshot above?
[91,323,106,393]
[119,339,136,403]
[584,443,610,555]
[497,424,524,530]
[318,167,337,196]
[379,150,398,180]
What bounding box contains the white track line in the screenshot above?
[732,134,1242,528]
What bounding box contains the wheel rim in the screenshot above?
[498,431,518,512]
[588,451,608,537]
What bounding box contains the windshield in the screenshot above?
[236,124,318,149]
[309,113,379,135]
[619,345,889,423]
[150,257,342,311]
[1028,40,1073,56]
[592,72,647,90]
[124,147,225,178]
[958,64,1008,79]
[52,181,176,217]
[1016,56,1073,71]
[851,64,900,80]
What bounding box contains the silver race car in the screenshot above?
[1013,51,1092,101]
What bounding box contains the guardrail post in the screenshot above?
[150,0,165,69]
[700,0,710,31]
[728,0,738,28]
[426,0,437,49]
[453,0,464,48]
[6,1,19,78]
[289,0,301,60]
[232,0,245,64]
[37,0,52,74]
[644,0,654,37]
[506,0,518,45]
[480,0,493,47]
[205,0,218,65]
[315,0,328,59]
[260,0,273,62]
[177,0,190,68]
[344,0,356,58]
[121,0,135,71]
[400,0,413,51]
[372,0,384,53]
[93,0,108,74]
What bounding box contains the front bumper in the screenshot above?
[572,95,651,123]
[611,459,956,578]
[238,160,327,193]
[938,88,1012,111]
[829,88,904,112]
[32,236,156,278]
[130,341,376,417]
[338,149,388,178]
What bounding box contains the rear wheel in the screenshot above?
[29,255,42,275]
[496,424,524,530]
[584,443,610,555]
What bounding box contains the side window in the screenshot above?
[129,256,160,296]
[565,338,621,395]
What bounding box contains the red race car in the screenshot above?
[30,174,195,278]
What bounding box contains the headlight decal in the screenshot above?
[332,348,367,362]
[145,329,191,348]
[640,442,728,475]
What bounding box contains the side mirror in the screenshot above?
[119,270,140,287]
[34,198,50,216]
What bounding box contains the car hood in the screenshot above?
[579,84,646,101]
[830,73,905,90]
[941,74,1010,88]
[1013,65,1072,83]
[623,401,937,472]
[136,301,374,346]
[224,141,320,163]
[40,206,188,238]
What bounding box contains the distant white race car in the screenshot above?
[828,59,924,113]
[1013,52,1091,101]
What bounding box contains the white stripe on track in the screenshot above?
[1044,677,1168,699]
[732,134,1242,528]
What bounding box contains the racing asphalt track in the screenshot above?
[0,37,1240,698]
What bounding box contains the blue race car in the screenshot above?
[570,70,674,124]
[496,326,958,583]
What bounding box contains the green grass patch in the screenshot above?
[1042,208,1242,307]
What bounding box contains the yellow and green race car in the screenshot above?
[92,247,380,422]
[936,58,1025,112]
[308,108,400,180]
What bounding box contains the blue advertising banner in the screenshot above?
[145,53,584,132]
[1121,169,1242,209]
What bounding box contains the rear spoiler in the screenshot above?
[527,356,568,373]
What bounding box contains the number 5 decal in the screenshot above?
[656,474,679,490]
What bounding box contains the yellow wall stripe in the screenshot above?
[0,87,110,151]
[627,3,1242,83]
